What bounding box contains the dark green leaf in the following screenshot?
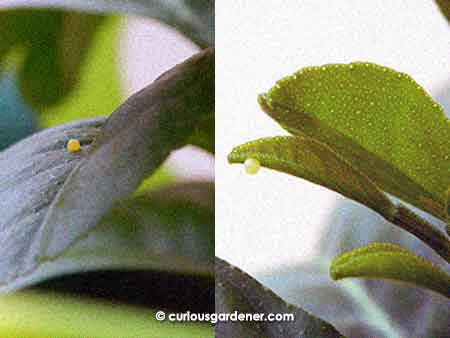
[436,0,450,27]
[3,0,214,47]
[0,117,105,285]
[330,243,450,299]
[85,182,214,276]
[216,257,346,338]
[0,9,105,108]
[259,62,450,220]
[0,49,214,288]
[188,112,214,152]
[39,48,213,260]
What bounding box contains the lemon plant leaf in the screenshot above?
[216,257,346,338]
[39,48,213,260]
[229,136,450,262]
[87,182,214,276]
[0,49,213,288]
[0,117,105,285]
[229,136,396,220]
[330,243,450,299]
[259,62,450,220]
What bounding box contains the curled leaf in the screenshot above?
[330,243,450,299]
[259,62,450,220]
[39,48,214,260]
[0,48,214,287]
[228,136,396,220]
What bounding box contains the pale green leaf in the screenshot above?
[0,291,212,338]
[259,62,450,220]
[330,243,450,299]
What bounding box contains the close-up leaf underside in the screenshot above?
[228,136,395,219]
[0,48,214,288]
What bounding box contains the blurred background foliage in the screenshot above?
[0,1,214,337]
[0,10,122,149]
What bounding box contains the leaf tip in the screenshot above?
[329,264,341,281]
[257,93,272,112]
[227,148,240,164]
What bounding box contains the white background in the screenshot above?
[216,0,450,275]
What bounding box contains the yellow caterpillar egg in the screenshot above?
[244,158,260,175]
[67,138,81,153]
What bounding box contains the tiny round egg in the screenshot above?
[67,138,81,153]
[244,158,260,175]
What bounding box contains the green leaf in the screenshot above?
[259,62,450,220]
[216,257,346,338]
[0,117,105,285]
[0,9,106,109]
[0,49,213,288]
[3,0,214,48]
[330,243,450,299]
[39,48,214,260]
[86,182,214,276]
[40,15,123,128]
[188,112,214,152]
[228,136,396,220]
[0,291,212,338]
[229,136,450,262]
[436,0,450,27]
[446,188,450,235]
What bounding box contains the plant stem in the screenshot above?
[392,205,450,264]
